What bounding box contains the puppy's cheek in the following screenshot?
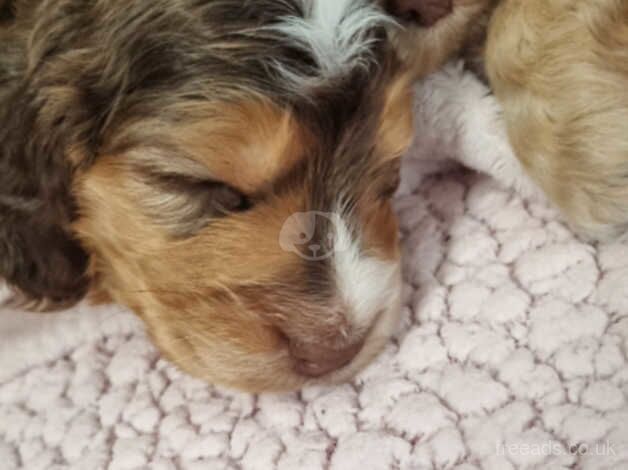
[362,202,401,261]
[72,158,313,391]
[142,300,307,392]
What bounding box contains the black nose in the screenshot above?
[386,0,453,27]
[289,340,364,378]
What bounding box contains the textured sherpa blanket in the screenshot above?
[2,62,628,470]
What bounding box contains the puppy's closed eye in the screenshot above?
[137,168,253,237]
[153,172,252,214]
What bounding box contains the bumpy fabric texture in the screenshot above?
[1,65,627,470]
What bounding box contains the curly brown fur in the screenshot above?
[1,1,90,308]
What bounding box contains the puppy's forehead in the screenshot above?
[96,0,399,193]
[170,80,407,200]
[172,100,306,193]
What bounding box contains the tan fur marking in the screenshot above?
[375,72,415,159]
[360,201,400,260]
[173,100,306,194]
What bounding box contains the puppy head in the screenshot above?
[75,77,413,391]
[4,0,414,391]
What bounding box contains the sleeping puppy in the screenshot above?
[485,0,628,240]
[0,0,415,391]
[391,0,628,241]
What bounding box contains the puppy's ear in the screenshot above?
[0,88,90,310]
[0,1,14,23]
[0,215,89,310]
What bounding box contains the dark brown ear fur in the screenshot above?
[0,85,90,309]
[0,1,14,24]
[1,8,90,309]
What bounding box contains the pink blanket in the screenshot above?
[1,63,627,470]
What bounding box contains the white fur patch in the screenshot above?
[273,0,390,81]
[333,215,401,331]
[411,61,542,200]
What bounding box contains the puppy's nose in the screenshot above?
[387,0,453,27]
[289,340,364,378]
